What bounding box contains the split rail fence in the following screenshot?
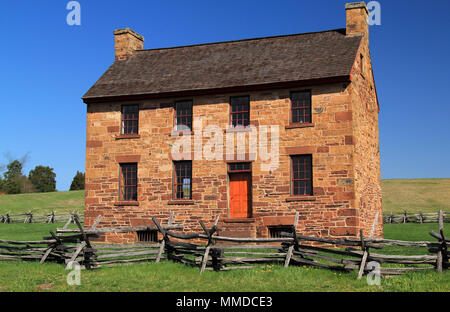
[0,212,84,224]
[0,211,448,279]
[2,210,447,225]
[383,211,449,224]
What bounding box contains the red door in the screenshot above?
[229,173,251,218]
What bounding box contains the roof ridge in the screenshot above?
[83,27,363,102]
[136,28,350,53]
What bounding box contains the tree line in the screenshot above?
[0,159,84,194]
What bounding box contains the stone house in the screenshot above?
[82,2,382,243]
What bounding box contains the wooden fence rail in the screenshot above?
[53,213,183,269]
[3,210,447,224]
[383,211,449,224]
[0,212,84,224]
[0,211,448,280]
[144,210,448,277]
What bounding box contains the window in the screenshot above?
[173,161,192,200]
[360,54,365,78]
[228,162,252,173]
[290,91,311,124]
[137,230,158,243]
[230,96,250,128]
[121,105,139,134]
[175,100,193,131]
[119,163,138,201]
[291,155,313,196]
[268,226,293,238]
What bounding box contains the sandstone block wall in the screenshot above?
[85,79,381,243]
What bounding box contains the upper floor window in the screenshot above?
[173,161,192,200]
[230,96,250,128]
[119,163,138,201]
[290,91,311,124]
[121,105,139,134]
[291,155,312,196]
[175,100,193,131]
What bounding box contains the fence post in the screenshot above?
[40,231,61,264]
[62,214,73,230]
[156,212,174,263]
[284,212,299,268]
[200,214,220,275]
[436,210,447,273]
[358,211,379,280]
[24,212,33,224]
[73,214,94,270]
[210,247,224,272]
[153,216,172,262]
[91,215,102,230]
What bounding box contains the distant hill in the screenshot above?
[0,179,448,215]
[382,178,450,213]
[0,190,84,215]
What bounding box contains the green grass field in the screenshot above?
[0,190,84,215]
[0,179,448,215]
[0,222,69,241]
[0,222,448,292]
[0,179,449,292]
[382,178,450,213]
[1,260,448,292]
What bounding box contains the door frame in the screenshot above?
[227,162,253,218]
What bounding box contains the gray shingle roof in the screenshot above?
[82,29,362,102]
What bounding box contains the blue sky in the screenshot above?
[1,0,449,191]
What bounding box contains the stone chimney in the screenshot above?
[345,2,369,39]
[113,28,144,61]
